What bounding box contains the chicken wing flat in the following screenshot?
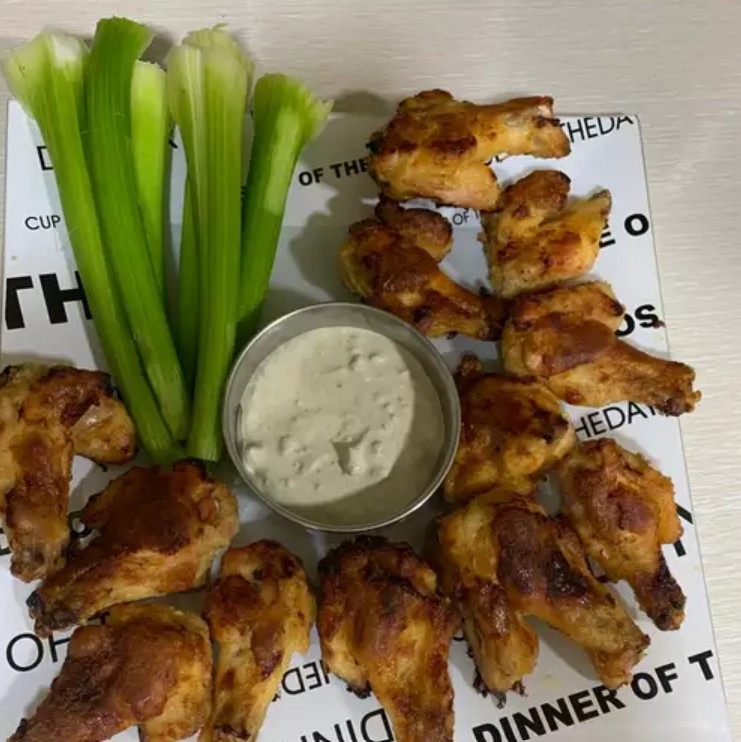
[558,439,686,630]
[318,536,458,742]
[436,493,649,692]
[10,603,212,742]
[480,170,611,298]
[368,90,570,209]
[200,541,315,742]
[444,354,576,503]
[0,364,136,582]
[501,281,701,414]
[341,196,505,339]
[28,460,238,636]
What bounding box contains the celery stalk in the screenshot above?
[168,27,251,461]
[86,17,190,440]
[131,60,169,295]
[176,177,198,391]
[237,74,332,343]
[1,32,178,462]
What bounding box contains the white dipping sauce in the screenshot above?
[238,326,444,524]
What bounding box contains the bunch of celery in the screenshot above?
[3,18,332,463]
[2,19,186,461]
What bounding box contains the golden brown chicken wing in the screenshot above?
[9,603,212,742]
[28,460,238,636]
[433,491,539,695]
[501,281,701,414]
[368,91,570,209]
[558,439,686,630]
[318,536,458,742]
[480,170,611,298]
[200,541,315,742]
[0,364,136,582]
[444,354,576,503]
[435,492,649,692]
[341,197,505,339]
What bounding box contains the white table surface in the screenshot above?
[0,0,740,738]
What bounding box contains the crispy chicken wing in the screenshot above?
[0,364,136,582]
[480,170,611,298]
[341,197,505,339]
[318,536,458,742]
[501,281,701,414]
[200,541,315,742]
[558,439,686,630]
[28,461,238,636]
[368,90,570,209]
[435,492,649,692]
[9,603,212,742]
[444,354,576,503]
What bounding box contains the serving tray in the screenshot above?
[0,100,731,742]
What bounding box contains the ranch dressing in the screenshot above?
[238,326,444,524]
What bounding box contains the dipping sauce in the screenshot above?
[237,326,445,524]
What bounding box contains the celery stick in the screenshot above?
[168,27,251,461]
[86,17,190,440]
[237,74,332,344]
[131,60,169,295]
[2,32,178,462]
[176,177,198,391]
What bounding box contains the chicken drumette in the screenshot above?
[558,439,686,630]
[480,170,611,298]
[435,491,649,693]
[368,90,570,209]
[444,354,576,503]
[341,196,505,339]
[0,364,136,582]
[200,541,315,742]
[501,281,701,414]
[318,536,458,742]
[9,603,212,742]
[28,460,238,636]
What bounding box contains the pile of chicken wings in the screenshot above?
[0,90,700,742]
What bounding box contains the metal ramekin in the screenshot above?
[222,302,461,532]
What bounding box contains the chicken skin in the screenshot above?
[0,364,136,582]
[501,281,701,414]
[341,196,505,339]
[9,603,212,742]
[444,354,575,503]
[200,541,315,742]
[558,439,686,630]
[318,536,458,742]
[28,460,238,636]
[480,170,611,298]
[368,90,570,209]
[435,492,649,692]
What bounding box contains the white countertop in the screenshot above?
[1,0,740,737]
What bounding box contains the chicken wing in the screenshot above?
[9,603,212,742]
[501,281,701,414]
[0,364,136,582]
[435,492,649,692]
[341,197,505,339]
[480,170,611,298]
[558,439,686,630]
[28,460,238,636]
[318,536,458,742]
[200,541,315,742]
[444,354,576,503]
[368,90,570,209]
